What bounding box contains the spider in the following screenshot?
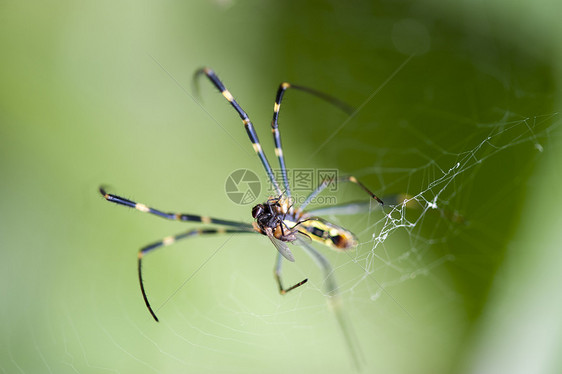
[99,67,383,325]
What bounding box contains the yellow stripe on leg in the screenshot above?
[252,143,262,154]
[135,203,150,212]
[222,89,234,102]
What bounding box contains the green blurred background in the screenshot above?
[1,1,561,373]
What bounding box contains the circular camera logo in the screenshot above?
[225,169,261,205]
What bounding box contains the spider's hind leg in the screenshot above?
[273,252,308,295]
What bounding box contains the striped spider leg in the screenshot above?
[297,238,365,370]
[270,80,355,200]
[99,187,255,322]
[194,67,283,196]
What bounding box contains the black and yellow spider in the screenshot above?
[99,67,383,325]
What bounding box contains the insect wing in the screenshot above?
[266,229,295,262]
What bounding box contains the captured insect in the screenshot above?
[100,67,383,366]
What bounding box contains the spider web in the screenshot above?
[334,112,557,300]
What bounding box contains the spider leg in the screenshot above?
[99,186,257,321]
[99,187,253,229]
[270,83,292,198]
[194,67,282,195]
[138,228,255,322]
[297,176,383,214]
[305,201,374,217]
[271,82,355,200]
[297,239,364,370]
[273,252,308,294]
